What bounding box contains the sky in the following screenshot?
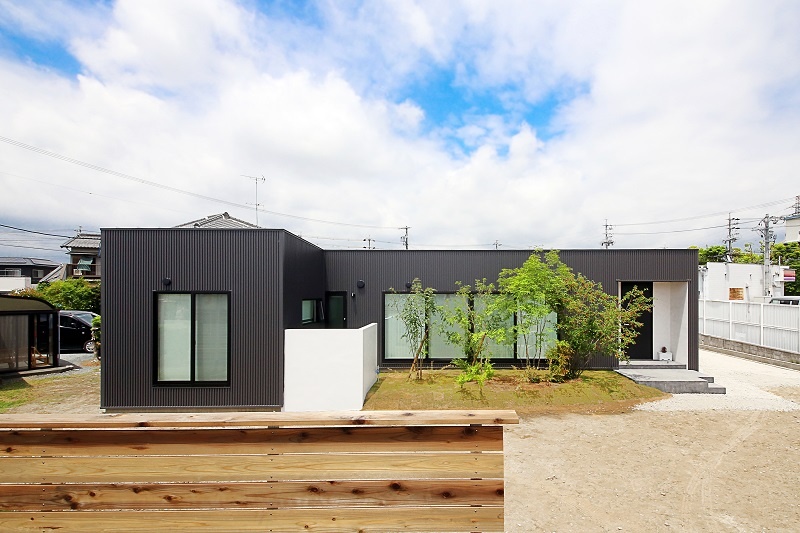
[1,0,799,261]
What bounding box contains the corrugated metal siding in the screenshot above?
[101,229,284,409]
[325,249,699,370]
[281,233,326,331]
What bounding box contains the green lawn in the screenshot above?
[363,369,667,415]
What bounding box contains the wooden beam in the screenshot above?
[0,479,505,511]
[1,425,504,457]
[0,410,519,430]
[0,507,504,532]
[1,452,504,483]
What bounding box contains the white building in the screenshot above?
[699,262,791,302]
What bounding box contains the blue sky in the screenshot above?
[1,0,799,260]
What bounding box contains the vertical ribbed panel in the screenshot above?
[101,229,283,409]
[102,237,699,411]
[325,249,699,371]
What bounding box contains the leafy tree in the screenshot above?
[496,250,558,365]
[438,279,510,389]
[543,253,652,378]
[387,278,437,380]
[690,245,728,264]
[35,279,101,313]
[772,241,800,296]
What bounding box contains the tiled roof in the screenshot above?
[174,212,259,229]
[39,263,67,283]
[0,257,61,267]
[62,233,101,250]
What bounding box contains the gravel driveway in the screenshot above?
[505,348,800,532]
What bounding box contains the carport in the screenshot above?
[0,295,59,373]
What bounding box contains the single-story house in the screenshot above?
[100,228,697,410]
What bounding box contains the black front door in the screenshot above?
[621,282,653,360]
[325,292,347,329]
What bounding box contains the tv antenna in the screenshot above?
[241,175,266,227]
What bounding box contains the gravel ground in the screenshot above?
[506,348,800,532]
[636,349,800,412]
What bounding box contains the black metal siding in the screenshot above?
[325,249,699,370]
[101,229,285,409]
[281,232,326,330]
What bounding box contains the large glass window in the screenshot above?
[382,292,558,362]
[156,292,229,384]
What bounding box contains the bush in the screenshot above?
[452,357,495,390]
[546,340,574,382]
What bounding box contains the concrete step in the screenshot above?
[616,368,725,394]
[620,361,687,370]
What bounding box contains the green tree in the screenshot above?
[496,250,558,365]
[388,278,437,380]
[36,279,101,313]
[544,254,652,378]
[690,245,728,264]
[438,279,510,389]
[772,242,800,296]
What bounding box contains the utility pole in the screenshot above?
[400,226,410,250]
[722,213,740,262]
[493,240,501,250]
[755,214,780,297]
[242,175,266,227]
[363,236,375,249]
[601,219,614,249]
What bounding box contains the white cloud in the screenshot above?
[1,0,799,261]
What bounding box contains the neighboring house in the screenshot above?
[62,233,101,280]
[0,257,60,294]
[174,212,259,229]
[785,212,800,243]
[101,227,698,411]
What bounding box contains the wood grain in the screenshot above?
[0,409,519,429]
[0,452,503,483]
[0,479,505,511]
[0,507,504,532]
[1,425,503,457]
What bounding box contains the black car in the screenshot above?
[59,310,98,353]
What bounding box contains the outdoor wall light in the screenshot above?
[162,277,172,287]
[357,280,366,289]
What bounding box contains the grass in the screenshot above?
[0,361,665,416]
[0,360,101,414]
[363,369,668,415]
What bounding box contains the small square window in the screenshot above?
[302,299,321,324]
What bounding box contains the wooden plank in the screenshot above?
[0,479,505,511]
[1,425,503,457]
[0,507,504,532]
[0,452,504,483]
[0,410,519,430]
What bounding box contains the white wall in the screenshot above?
[0,277,31,294]
[283,323,378,412]
[651,282,689,364]
[701,262,779,302]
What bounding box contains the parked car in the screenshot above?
[59,310,99,353]
[768,296,800,305]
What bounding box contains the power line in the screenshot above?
[0,135,404,230]
[615,224,728,236]
[0,242,62,252]
[0,223,70,239]
[614,197,796,227]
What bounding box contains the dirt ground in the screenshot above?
[505,409,800,532]
[4,355,800,532]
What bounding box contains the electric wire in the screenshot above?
[0,135,404,230]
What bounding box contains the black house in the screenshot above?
[101,228,697,410]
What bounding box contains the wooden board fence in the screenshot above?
[0,410,518,532]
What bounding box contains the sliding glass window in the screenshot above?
[156,292,229,385]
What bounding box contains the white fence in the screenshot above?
[700,300,800,354]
